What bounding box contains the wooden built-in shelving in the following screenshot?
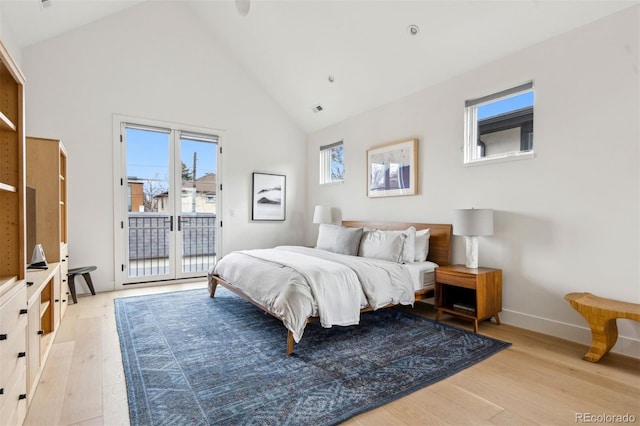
[0,110,17,131]
[0,38,28,426]
[25,262,64,402]
[0,182,16,192]
[0,40,26,286]
[0,37,70,426]
[26,137,68,262]
[24,137,70,408]
[0,275,18,294]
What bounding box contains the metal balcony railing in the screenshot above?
[128,213,216,277]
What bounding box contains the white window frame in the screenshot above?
[464,81,535,166]
[112,114,224,288]
[319,141,344,184]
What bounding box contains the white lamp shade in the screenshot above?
[453,209,494,236]
[313,205,332,224]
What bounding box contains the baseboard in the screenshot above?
[500,309,640,360]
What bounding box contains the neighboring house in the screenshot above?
[127,179,145,213]
[477,106,534,157]
[154,173,216,214]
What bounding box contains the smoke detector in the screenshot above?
[312,105,324,113]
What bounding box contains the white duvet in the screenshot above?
[211,246,415,343]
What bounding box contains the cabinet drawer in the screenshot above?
[0,322,27,388]
[436,270,476,289]
[0,282,27,331]
[0,365,27,426]
[0,283,28,386]
[60,243,69,271]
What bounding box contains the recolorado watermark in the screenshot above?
[575,413,637,423]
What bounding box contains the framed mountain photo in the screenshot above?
[252,172,286,221]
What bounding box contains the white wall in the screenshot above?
[0,2,22,66]
[306,6,639,358]
[21,1,306,292]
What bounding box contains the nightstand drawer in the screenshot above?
[435,270,476,289]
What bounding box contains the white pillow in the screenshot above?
[316,224,363,256]
[414,228,431,262]
[316,224,338,251]
[358,229,407,263]
[402,226,416,264]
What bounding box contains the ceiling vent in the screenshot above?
[312,105,324,113]
[41,0,53,9]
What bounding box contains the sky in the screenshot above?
[478,91,534,120]
[126,128,217,190]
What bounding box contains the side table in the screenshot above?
[435,265,502,332]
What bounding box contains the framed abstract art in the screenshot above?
[367,138,418,198]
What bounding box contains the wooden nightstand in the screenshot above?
[434,265,502,332]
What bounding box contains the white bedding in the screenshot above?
[239,248,365,329]
[211,246,419,343]
[403,261,438,291]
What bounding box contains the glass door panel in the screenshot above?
[125,127,172,282]
[120,123,219,285]
[177,135,217,277]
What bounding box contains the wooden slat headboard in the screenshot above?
[341,221,453,266]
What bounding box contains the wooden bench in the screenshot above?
[565,292,640,362]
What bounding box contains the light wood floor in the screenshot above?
[23,281,640,426]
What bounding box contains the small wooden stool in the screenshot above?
[68,266,97,304]
[565,292,640,362]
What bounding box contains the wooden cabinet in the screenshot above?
[0,40,26,292]
[0,38,70,423]
[59,244,69,318]
[26,137,68,264]
[26,136,70,314]
[0,39,28,426]
[24,137,70,406]
[435,265,502,332]
[26,263,64,402]
[0,281,29,426]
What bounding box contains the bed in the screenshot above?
[208,221,452,354]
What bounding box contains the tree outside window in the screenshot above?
[320,141,344,184]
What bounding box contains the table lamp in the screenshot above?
[453,208,494,268]
[312,205,332,224]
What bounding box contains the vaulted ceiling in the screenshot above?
[1,0,636,132]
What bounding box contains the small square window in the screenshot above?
[319,141,344,184]
[464,82,534,164]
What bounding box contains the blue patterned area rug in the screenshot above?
[115,288,510,426]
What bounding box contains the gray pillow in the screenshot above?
[358,229,407,263]
[316,224,363,256]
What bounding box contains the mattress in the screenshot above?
[403,261,438,291]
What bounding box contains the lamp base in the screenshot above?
[464,236,479,269]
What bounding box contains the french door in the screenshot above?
[116,119,220,285]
